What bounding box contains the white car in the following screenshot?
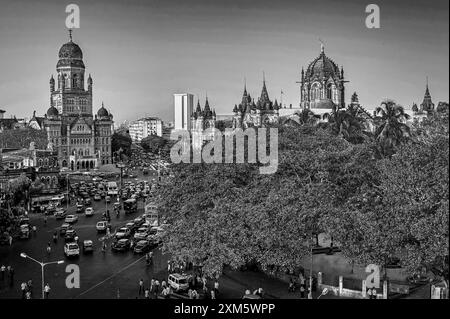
[96,221,109,232]
[115,227,131,239]
[168,273,190,292]
[64,215,78,224]
[134,227,150,240]
[64,242,80,257]
[85,207,94,217]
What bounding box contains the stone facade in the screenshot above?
[43,35,114,170]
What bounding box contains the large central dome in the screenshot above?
[57,40,85,68]
[306,49,339,80]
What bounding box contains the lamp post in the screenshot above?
[66,173,70,210]
[308,234,314,299]
[20,253,64,299]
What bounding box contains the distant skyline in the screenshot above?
[0,0,448,124]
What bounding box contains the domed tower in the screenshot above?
[299,44,346,110]
[50,30,92,116]
[94,102,114,165]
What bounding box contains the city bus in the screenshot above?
[107,181,118,196]
[124,198,137,214]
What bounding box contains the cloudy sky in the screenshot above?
[0,0,448,124]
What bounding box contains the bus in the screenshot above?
[124,198,137,214]
[107,181,118,196]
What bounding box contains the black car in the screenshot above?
[64,229,77,242]
[111,239,131,252]
[85,198,92,206]
[133,240,151,253]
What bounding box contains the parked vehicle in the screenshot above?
[133,240,151,253]
[19,224,30,239]
[60,223,72,236]
[64,229,77,242]
[96,221,110,233]
[85,207,94,217]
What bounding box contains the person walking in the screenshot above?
[47,242,52,255]
[44,215,47,226]
[138,279,144,296]
[154,280,160,298]
[44,283,50,299]
[9,267,14,286]
[144,287,150,299]
[367,288,373,299]
[21,282,27,299]
[1,265,5,281]
[32,225,37,235]
[210,289,216,299]
[27,279,33,297]
[214,279,219,297]
[8,235,12,246]
[53,232,58,244]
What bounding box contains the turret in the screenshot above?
[50,75,55,93]
[88,74,93,93]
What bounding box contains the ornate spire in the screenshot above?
[420,77,434,113]
[204,96,211,112]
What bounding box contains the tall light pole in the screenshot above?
[66,173,70,210]
[20,253,64,299]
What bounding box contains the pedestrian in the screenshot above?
[9,267,14,286]
[255,288,263,298]
[372,288,377,299]
[25,290,32,299]
[210,289,216,300]
[214,279,219,296]
[27,279,33,296]
[53,232,58,244]
[300,285,305,299]
[154,280,160,298]
[161,280,167,289]
[138,279,144,296]
[44,283,50,299]
[47,242,52,255]
[9,235,12,246]
[32,225,37,235]
[44,216,47,226]
[144,287,150,299]
[367,288,373,299]
[167,261,171,273]
[21,282,27,299]
[192,289,199,299]
[1,265,5,281]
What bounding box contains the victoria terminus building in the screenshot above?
[43,33,114,170]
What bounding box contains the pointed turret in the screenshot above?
[420,78,435,113]
[50,75,55,93]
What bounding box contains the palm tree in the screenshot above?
[293,108,321,126]
[374,100,411,156]
[322,104,367,144]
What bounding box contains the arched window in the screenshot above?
[44,158,49,167]
[38,159,43,167]
[326,83,333,99]
[85,149,89,156]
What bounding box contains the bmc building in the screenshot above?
[43,33,114,170]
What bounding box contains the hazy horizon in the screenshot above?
[0,0,448,124]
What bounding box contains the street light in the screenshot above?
[20,253,64,299]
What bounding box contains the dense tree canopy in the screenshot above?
[111,131,132,160]
[0,127,48,149]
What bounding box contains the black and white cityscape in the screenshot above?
[0,0,448,304]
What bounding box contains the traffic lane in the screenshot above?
[0,202,164,299]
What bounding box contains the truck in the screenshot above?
[107,181,118,196]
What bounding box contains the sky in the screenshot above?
[0,0,448,124]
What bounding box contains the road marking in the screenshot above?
[75,255,146,298]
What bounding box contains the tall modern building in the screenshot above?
[43,32,114,170]
[128,117,163,143]
[174,93,194,130]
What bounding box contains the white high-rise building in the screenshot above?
[174,93,194,130]
[129,117,163,143]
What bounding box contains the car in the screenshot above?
[64,242,80,257]
[111,238,131,252]
[64,229,77,242]
[76,204,84,213]
[55,209,67,219]
[134,227,150,240]
[82,240,94,253]
[133,217,145,227]
[19,224,30,239]
[94,194,101,201]
[64,215,78,224]
[96,221,110,232]
[85,198,92,206]
[85,207,94,217]
[133,240,151,253]
[168,273,190,292]
[60,223,72,236]
[80,192,89,199]
[115,227,131,239]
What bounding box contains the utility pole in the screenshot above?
[308,234,314,299]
